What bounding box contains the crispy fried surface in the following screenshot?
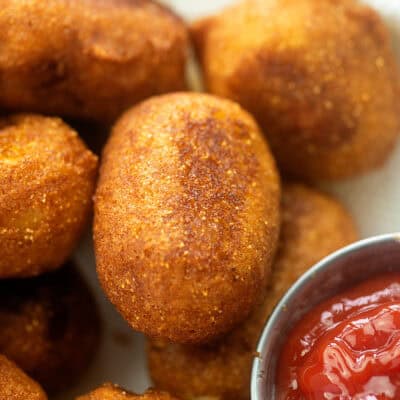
[0,262,100,393]
[94,92,281,344]
[0,114,97,278]
[76,383,179,400]
[0,355,47,400]
[193,0,400,180]
[147,183,359,400]
[0,0,188,122]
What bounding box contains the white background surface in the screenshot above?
[62,1,400,398]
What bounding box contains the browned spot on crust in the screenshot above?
[231,47,358,149]
[172,116,259,276]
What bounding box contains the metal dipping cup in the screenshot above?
[251,232,400,399]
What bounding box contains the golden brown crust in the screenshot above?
[147,183,359,400]
[94,92,281,343]
[0,355,47,400]
[0,0,188,122]
[193,0,400,180]
[0,262,100,393]
[0,114,98,278]
[76,383,179,400]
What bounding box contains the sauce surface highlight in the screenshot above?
[276,273,400,400]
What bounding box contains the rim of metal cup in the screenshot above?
[251,232,400,400]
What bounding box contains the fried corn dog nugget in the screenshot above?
[193,0,400,180]
[0,0,189,122]
[0,263,100,393]
[77,384,179,400]
[0,114,97,278]
[94,93,280,343]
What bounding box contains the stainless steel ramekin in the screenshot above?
[251,232,400,400]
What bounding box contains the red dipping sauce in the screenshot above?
[276,273,400,400]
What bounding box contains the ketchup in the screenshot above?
[276,274,400,400]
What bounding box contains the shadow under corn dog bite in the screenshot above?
[0,0,189,123]
[76,383,179,400]
[0,114,97,278]
[0,262,100,393]
[148,183,358,400]
[0,355,47,400]
[94,92,281,344]
[192,0,400,180]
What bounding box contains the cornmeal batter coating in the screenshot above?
[0,114,97,278]
[148,183,358,400]
[76,383,179,400]
[0,263,100,393]
[193,0,400,180]
[0,0,189,122]
[94,92,281,344]
[0,355,47,400]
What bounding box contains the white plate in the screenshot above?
[63,1,400,398]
